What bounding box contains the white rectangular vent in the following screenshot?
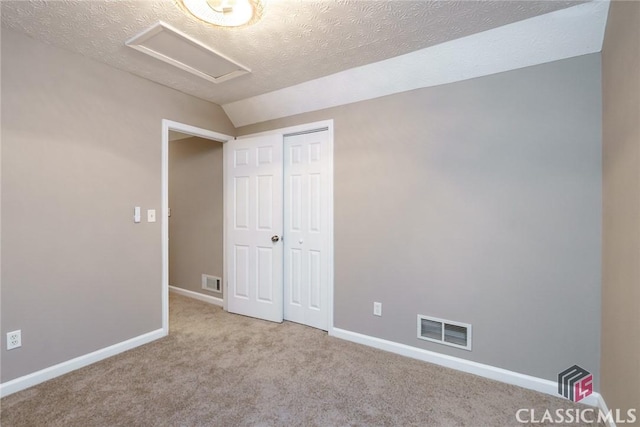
[417,315,472,351]
[126,22,250,84]
[202,274,222,293]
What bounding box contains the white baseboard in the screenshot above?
[329,327,605,410]
[0,328,165,398]
[169,285,223,307]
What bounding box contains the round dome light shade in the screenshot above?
[179,0,264,27]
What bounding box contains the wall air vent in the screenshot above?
[126,22,250,84]
[202,274,222,293]
[417,315,472,351]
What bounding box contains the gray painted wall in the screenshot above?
[0,28,235,383]
[601,0,640,414]
[169,136,224,298]
[238,54,602,385]
[1,24,604,391]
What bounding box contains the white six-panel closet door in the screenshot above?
[283,130,331,331]
[224,134,284,323]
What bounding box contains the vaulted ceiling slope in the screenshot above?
[226,1,609,126]
[1,1,607,127]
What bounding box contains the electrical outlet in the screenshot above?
[373,302,382,316]
[7,330,21,350]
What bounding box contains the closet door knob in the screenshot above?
[271,235,280,243]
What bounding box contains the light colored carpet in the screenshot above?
[1,294,598,426]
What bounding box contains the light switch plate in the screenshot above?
[134,206,141,223]
[373,302,382,316]
[147,209,156,223]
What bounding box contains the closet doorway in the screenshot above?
[225,122,334,331]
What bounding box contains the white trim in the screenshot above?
[237,120,333,139]
[161,120,232,335]
[241,120,334,331]
[329,327,603,408]
[222,1,610,127]
[169,285,224,307]
[0,329,164,398]
[326,123,335,333]
[222,145,228,313]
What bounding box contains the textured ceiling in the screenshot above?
[1,0,583,106]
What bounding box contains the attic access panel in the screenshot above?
[126,22,250,84]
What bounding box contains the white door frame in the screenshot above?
[236,119,334,332]
[161,119,233,335]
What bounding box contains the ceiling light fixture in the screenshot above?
[178,0,265,27]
